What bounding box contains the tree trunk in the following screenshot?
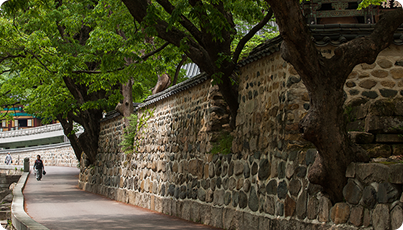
[56,114,83,162]
[152,74,171,95]
[57,109,102,165]
[61,77,106,165]
[75,109,102,164]
[300,78,367,201]
[265,0,402,202]
[216,64,238,129]
[116,79,134,128]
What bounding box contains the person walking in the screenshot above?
[33,155,45,181]
[4,152,12,165]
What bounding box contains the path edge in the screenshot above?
[11,171,49,230]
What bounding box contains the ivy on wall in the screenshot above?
[119,108,154,154]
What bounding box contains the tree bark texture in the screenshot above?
[152,74,171,95]
[116,79,134,128]
[266,0,403,202]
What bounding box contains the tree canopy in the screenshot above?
[122,0,277,127]
[0,0,186,163]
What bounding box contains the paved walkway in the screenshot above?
[23,166,219,230]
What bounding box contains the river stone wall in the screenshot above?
[78,43,403,230]
[0,144,78,167]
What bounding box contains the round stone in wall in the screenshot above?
[239,191,248,209]
[248,186,259,212]
[224,191,232,205]
[288,179,302,197]
[342,180,363,205]
[391,68,403,79]
[362,91,379,99]
[232,191,239,207]
[277,180,288,199]
[266,179,277,195]
[377,59,393,69]
[362,185,377,209]
[371,69,388,78]
[258,159,271,181]
[380,89,398,98]
[359,79,377,89]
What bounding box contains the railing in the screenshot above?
[0,142,72,154]
[0,124,63,139]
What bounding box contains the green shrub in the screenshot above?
[211,131,233,155]
[119,108,154,154]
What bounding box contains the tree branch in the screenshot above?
[141,41,169,61]
[265,0,323,90]
[331,8,403,81]
[232,8,274,63]
[122,0,214,73]
[0,69,12,75]
[72,42,170,74]
[26,50,57,74]
[72,67,126,74]
[173,55,187,86]
[156,0,204,44]
[0,54,25,64]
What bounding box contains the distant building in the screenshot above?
[302,0,402,25]
[0,106,46,132]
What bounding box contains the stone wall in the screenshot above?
[78,40,403,229]
[0,144,78,168]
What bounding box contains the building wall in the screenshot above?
[78,45,403,229]
[1,144,78,168]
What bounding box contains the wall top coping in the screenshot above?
[239,24,403,67]
[102,73,209,121]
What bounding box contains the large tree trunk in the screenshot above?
[266,0,403,202]
[56,109,102,165]
[56,114,83,162]
[61,76,107,165]
[300,77,367,202]
[75,109,102,164]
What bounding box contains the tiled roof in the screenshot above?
[138,72,209,109]
[239,24,403,67]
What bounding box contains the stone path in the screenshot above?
[24,166,220,230]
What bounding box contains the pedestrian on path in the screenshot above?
[33,155,45,181]
[4,152,12,165]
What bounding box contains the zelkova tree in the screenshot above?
[265,0,403,202]
[122,0,277,128]
[0,8,119,163]
[122,0,403,202]
[0,0,184,164]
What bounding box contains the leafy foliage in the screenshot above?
[0,0,186,121]
[0,0,186,162]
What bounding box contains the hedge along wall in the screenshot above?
[78,36,403,229]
